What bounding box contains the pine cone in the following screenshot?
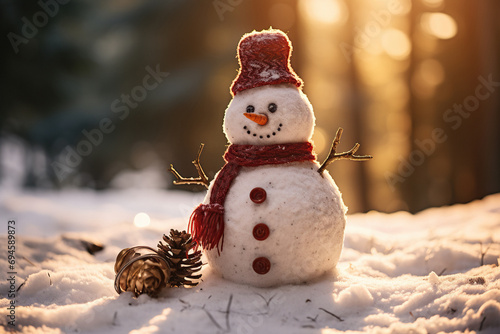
[114,246,170,298]
[157,229,202,287]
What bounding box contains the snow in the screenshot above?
[1,188,500,333]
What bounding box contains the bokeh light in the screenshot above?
[421,12,457,39]
[133,212,150,228]
[381,29,412,60]
[300,0,348,25]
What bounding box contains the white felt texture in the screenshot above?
[223,84,315,145]
[204,162,347,287]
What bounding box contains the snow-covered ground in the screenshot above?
[1,188,499,334]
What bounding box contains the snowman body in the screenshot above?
[193,29,349,287]
[201,82,347,287]
[204,161,346,287]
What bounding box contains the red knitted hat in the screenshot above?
[230,29,303,96]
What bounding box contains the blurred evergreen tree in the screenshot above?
[0,0,281,190]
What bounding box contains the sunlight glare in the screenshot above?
[381,29,411,60]
[421,13,457,39]
[134,212,151,228]
[301,0,347,25]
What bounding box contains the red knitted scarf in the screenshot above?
[188,142,316,254]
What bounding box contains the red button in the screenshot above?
[253,257,271,275]
[250,187,266,204]
[253,223,270,241]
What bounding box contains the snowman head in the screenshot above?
[223,29,315,145]
[223,84,315,145]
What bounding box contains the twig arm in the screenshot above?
[169,143,210,189]
[318,128,373,175]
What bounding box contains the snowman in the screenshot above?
[170,29,371,287]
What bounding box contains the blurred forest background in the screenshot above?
[1,0,499,213]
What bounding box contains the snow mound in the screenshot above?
[0,189,499,333]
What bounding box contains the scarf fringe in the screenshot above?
[188,203,225,254]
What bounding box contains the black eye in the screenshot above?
[246,105,255,113]
[268,103,277,113]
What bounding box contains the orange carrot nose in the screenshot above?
[244,113,268,125]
